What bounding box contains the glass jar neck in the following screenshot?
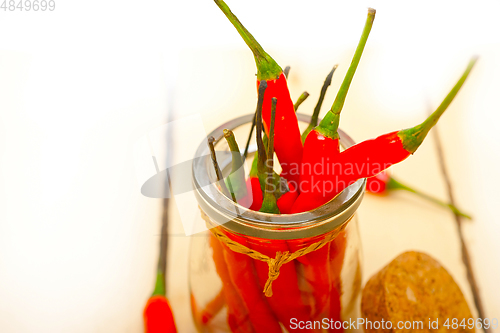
[193,113,366,240]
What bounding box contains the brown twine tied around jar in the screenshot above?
[200,208,348,297]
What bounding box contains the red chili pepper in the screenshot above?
[143,269,177,333]
[208,131,281,330]
[365,169,393,194]
[209,233,254,332]
[143,293,178,333]
[287,229,345,323]
[248,157,298,214]
[296,241,333,320]
[367,171,472,219]
[298,8,375,194]
[220,230,283,333]
[327,231,347,333]
[276,182,299,214]
[292,58,477,213]
[246,174,263,211]
[247,237,314,333]
[214,0,303,186]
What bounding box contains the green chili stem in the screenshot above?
[294,91,310,112]
[249,151,259,177]
[223,129,247,200]
[208,136,235,202]
[224,129,242,161]
[260,98,280,214]
[152,271,166,296]
[387,177,472,219]
[399,57,477,153]
[318,8,376,138]
[214,0,282,80]
[302,65,338,142]
[225,176,238,203]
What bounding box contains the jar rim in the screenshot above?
[192,113,366,240]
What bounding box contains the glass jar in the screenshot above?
[189,113,365,333]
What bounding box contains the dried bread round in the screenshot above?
[361,251,474,332]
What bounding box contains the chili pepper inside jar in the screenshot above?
[189,114,365,333]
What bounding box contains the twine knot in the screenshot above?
[263,251,291,297]
[199,207,347,297]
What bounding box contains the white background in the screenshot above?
[1,0,499,332]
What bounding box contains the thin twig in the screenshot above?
[159,196,170,279]
[243,112,256,159]
[208,136,234,201]
[157,92,176,286]
[432,123,489,333]
[243,81,268,159]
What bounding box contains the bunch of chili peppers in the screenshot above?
[202,1,476,332]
